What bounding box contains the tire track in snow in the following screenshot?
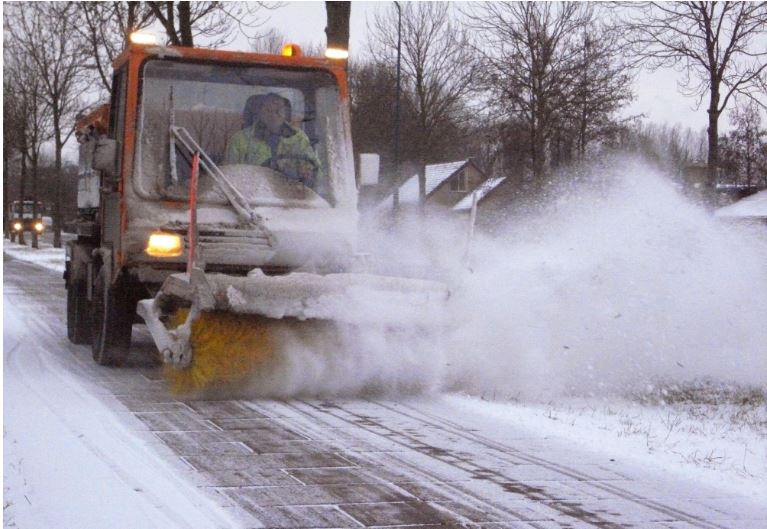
[378,400,734,529]
[276,400,621,529]
[280,399,733,529]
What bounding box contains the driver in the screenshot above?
[224,93,320,187]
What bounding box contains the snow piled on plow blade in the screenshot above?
[207,270,448,325]
[155,270,451,398]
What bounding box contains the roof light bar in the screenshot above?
[325,47,349,60]
[130,32,159,45]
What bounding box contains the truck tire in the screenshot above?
[67,278,91,344]
[91,269,134,366]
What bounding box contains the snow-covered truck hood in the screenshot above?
[125,197,358,270]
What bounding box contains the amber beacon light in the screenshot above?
[281,43,302,57]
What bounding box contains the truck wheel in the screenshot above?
[91,269,134,366]
[67,278,91,344]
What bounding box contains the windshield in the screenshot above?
[13,202,41,215]
[137,59,342,206]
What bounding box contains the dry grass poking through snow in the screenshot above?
[519,380,767,486]
[625,380,767,473]
[464,379,767,495]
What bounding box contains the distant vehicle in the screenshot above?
[9,200,51,235]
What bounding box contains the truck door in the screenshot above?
[101,67,128,269]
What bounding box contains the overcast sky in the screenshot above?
[252,1,714,133]
[62,1,757,162]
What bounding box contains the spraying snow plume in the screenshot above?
[446,158,767,399]
[226,156,765,401]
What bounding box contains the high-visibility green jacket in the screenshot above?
[224,123,321,185]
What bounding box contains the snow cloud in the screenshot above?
[446,159,767,399]
[177,157,767,400]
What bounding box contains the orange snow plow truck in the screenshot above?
[66,38,447,394]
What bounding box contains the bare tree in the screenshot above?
[465,3,595,183]
[146,1,277,48]
[250,28,324,57]
[569,24,634,162]
[3,61,26,245]
[348,59,414,189]
[720,101,767,188]
[6,42,55,249]
[250,27,287,54]
[5,2,88,248]
[369,3,475,207]
[3,61,22,241]
[618,2,767,184]
[75,2,155,93]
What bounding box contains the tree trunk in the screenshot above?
[418,157,426,215]
[18,150,27,246]
[745,129,754,187]
[579,105,587,161]
[53,122,63,249]
[178,2,193,46]
[529,87,548,188]
[706,86,720,188]
[325,2,351,51]
[31,152,39,249]
[3,149,9,239]
[531,121,546,187]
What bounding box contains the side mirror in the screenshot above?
[359,153,380,186]
[92,138,117,175]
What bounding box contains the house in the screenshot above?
[374,159,489,218]
[451,176,507,215]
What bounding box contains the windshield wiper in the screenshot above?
[169,125,276,247]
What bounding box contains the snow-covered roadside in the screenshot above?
[3,239,65,275]
[3,261,241,528]
[445,392,767,502]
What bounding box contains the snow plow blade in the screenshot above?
[137,268,448,394]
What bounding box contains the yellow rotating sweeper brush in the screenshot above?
[163,309,276,395]
[136,268,449,396]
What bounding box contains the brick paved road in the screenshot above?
[5,256,766,529]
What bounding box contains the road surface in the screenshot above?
[4,255,765,529]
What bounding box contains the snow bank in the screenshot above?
[3,240,65,274]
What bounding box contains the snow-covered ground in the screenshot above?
[448,390,766,502]
[3,303,239,529]
[3,239,65,274]
[3,241,240,529]
[4,228,766,521]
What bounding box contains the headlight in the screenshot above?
[34,222,44,232]
[145,232,183,257]
[13,222,22,231]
